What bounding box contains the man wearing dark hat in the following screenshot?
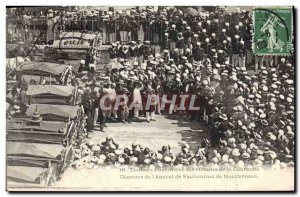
[82,86,94,134]
[93,87,105,132]
[152,75,163,115]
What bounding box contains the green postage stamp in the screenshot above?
[254,7,293,56]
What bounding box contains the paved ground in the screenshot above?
[56,115,210,188]
[89,114,210,154]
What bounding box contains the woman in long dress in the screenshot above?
[131,81,144,120]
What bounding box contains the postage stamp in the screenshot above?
[254,7,293,56]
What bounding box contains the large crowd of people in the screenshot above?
[6,6,294,168]
[71,134,293,169]
[71,7,294,168]
[7,6,285,69]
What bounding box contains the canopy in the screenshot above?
[16,61,70,76]
[26,85,74,97]
[7,142,63,159]
[26,104,80,119]
[7,166,45,183]
[21,75,59,84]
[6,57,28,71]
[7,119,67,132]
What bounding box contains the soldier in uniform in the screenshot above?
[191,33,199,48]
[210,33,218,49]
[160,32,170,52]
[244,29,253,67]
[142,41,153,62]
[232,35,240,67]
[153,75,163,114]
[116,41,123,60]
[192,42,203,66]
[162,50,170,64]
[176,32,184,56]
[136,39,144,64]
[144,88,156,122]
[238,40,246,69]
[219,28,228,43]
[119,45,130,60]
[93,87,105,132]
[220,38,232,63]
[118,87,130,124]
[129,41,138,65]
[217,50,227,65]
[82,87,94,135]
[108,42,118,62]
[108,14,116,43]
[169,24,178,55]
[131,19,139,41]
[202,38,212,59]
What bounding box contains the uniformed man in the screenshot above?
[142,41,153,62]
[160,32,171,52]
[169,24,178,54]
[109,42,118,62]
[176,32,184,56]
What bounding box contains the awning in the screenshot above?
[26,104,80,119]
[7,142,63,159]
[21,75,58,84]
[7,166,44,183]
[16,61,70,76]
[7,119,67,132]
[26,85,74,97]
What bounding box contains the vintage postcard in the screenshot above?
[6,6,295,191]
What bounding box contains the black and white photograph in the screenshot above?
[5,5,295,191]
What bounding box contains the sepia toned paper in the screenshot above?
[6,5,295,192]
